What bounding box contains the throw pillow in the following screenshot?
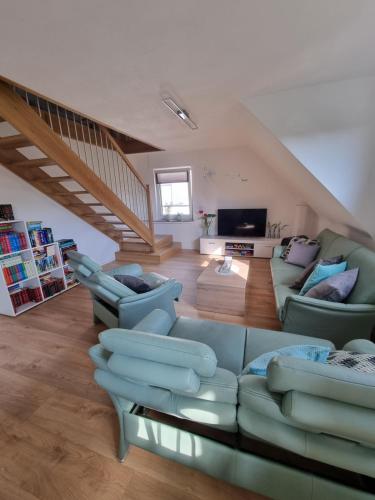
[281,237,319,260]
[327,350,375,374]
[290,255,344,290]
[114,274,152,293]
[299,261,347,296]
[243,344,331,376]
[305,268,359,302]
[284,241,320,267]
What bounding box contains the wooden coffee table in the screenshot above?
[196,259,250,316]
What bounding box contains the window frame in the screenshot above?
[154,167,193,222]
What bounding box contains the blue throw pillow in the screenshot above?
[299,261,347,296]
[243,345,331,376]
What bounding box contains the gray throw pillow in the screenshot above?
[114,274,152,294]
[290,255,344,290]
[305,268,359,302]
[284,241,320,267]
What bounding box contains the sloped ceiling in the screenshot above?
[1,0,375,237]
[243,76,375,238]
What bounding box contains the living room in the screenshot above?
[1,2,375,500]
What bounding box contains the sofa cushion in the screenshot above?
[346,247,375,304]
[108,353,201,393]
[244,344,330,376]
[284,241,320,267]
[270,259,302,286]
[321,235,361,260]
[305,268,359,302]
[315,229,341,258]
[114,274,152,293]
[290,255,344,290]
[170,317,246,375]
[244,327,334,367]
[274,284,299,317]
[299,262,347,296]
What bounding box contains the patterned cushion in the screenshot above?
[327,351,375,374]
[281,237,320,260]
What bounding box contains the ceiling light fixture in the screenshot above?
[162,97,198,130]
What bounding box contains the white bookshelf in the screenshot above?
[0,220,78,317]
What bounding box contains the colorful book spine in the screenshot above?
[0,230,28,254]
[1,256,35,285]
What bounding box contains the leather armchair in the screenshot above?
[67,251,182,328]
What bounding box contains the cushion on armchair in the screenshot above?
[114,274,152,293]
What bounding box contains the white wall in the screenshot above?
[0,164,119,264]
[130,146,306,249]
[245,76,375,242]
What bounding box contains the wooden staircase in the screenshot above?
[0,79,181,263]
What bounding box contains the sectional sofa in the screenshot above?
[90,309,375,499]
[271,229,375,347]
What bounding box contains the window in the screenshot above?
[154,167,192,221]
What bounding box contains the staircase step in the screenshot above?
[69,202,103,207]
[115,242,181,264]
[82,213,113,217]
[10,158,57,169]
[120,234,173,253]
[36,176,72,183]
[0,134,31,149]
[54,191,88,196]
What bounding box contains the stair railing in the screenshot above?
[12,86,154,237]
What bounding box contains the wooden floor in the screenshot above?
[0,251,279,500]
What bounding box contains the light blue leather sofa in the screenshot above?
[67,251,182,328]
[89,309,375,499]
[271,229,375,347]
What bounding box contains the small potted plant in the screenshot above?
[198,210,216,236]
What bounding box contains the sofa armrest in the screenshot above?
[105,263,143,278]
[281,295,375,347]
[343,339,375,353]
[272,245,286,258]
[118,279,182,304]
[283,294,375,314]
[132,309,174,336]
[267,356,375,409]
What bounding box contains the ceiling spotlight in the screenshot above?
[162,97,198,130]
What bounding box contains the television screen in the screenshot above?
[217,209,267,237]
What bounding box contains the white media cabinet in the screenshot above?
[200,236,281,258]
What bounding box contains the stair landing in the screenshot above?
[116,235,181,264]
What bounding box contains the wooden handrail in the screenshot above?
[0,82,154,246]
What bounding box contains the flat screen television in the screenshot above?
[217,209,267,237]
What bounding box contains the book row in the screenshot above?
[0,230,28,254]
[10,287,43,309]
